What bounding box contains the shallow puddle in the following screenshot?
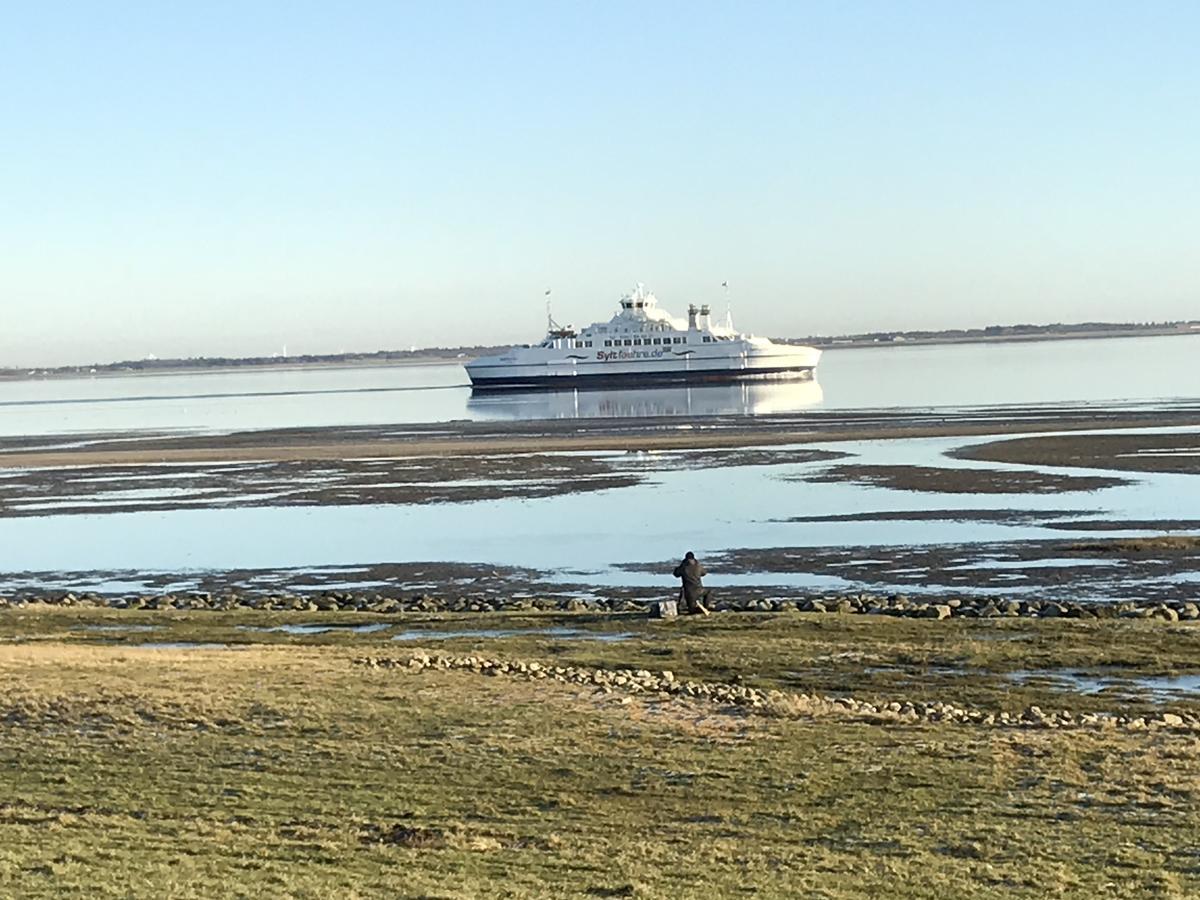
[238,622,393,635]
[1008,669,1200,699]
[943,558,1124,571]
[391,626,633,642]
[836,662,1200,701]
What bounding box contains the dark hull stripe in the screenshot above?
[468,366,816,390]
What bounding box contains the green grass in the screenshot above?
[1,609,1199,897]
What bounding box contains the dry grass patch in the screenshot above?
[1,628,1199,897]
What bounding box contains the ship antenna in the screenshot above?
[722,280,734,330]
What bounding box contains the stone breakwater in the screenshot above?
[356,651,1200,734]
[1,589,1198,620]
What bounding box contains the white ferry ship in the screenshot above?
[465,284,821,389]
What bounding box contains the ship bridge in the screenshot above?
[611,283,686,330]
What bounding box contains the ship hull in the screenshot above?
[467,363,817,390]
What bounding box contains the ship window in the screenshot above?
[604,340,611,347]
[623,339,631,346]
[585,341,592,347]
[633,339,641,345]
[674,337,683,344]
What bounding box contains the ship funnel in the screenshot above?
[687,304,698,329]
[699,304,711,329]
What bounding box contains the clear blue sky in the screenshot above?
[3,1,1198,366]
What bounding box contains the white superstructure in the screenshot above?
[466,284,821,389]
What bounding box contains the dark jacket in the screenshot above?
[673,558,707,602]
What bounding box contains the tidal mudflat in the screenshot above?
[3,406,1199,603]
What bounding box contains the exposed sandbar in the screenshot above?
[3,403,1200,469]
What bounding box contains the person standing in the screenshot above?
[673,551,711,615]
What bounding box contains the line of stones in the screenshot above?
[1,591,1196,621]
[354,651,1199,733]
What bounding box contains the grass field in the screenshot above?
[2,609,1198,898]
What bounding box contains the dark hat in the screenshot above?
[684,551,695,560]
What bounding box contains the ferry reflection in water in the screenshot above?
[467,378,823,420]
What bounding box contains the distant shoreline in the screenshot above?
[0,355,470,383]
[799,324,1200,351]
[3,323,1197,383]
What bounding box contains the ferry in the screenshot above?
[465,284,821,389]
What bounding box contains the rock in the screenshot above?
[921,605,952,620]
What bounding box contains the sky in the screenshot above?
[3,1,1198,366]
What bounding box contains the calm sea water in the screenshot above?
[1,334,1197,437]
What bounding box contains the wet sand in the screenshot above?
[799,464,1130,494]
[3,402,1200,470]
[0,447,845,517]
[953,431,1200,475]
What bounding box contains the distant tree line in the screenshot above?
[784,320,1200,347]
[1,346,512,378]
